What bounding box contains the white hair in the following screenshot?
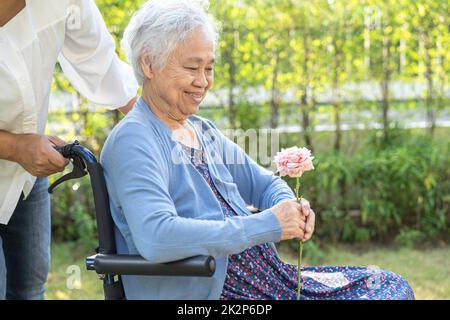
[121,0,220,85]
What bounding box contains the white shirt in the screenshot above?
[0,0,138,224]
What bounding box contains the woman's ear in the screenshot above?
[140,55,153,80]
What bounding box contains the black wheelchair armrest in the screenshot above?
[86,254,216,277]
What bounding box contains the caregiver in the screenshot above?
[0,0,137,299]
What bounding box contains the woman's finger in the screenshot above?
[298,211,306,222]
[298,220,306,231]
[292,199,302,211]
[300,198,311,216]
[296,228,304,240]
[303,209,315,241]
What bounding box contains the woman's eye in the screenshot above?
[185,66,213,72]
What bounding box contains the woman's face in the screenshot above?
[144,28,215,120]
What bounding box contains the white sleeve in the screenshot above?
[58,0,138,109]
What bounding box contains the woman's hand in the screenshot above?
[271,198,315,241]
[271,199,306,241]
[299,198,315,241]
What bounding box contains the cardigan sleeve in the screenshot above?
[101,121,282,263]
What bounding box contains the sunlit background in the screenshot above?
[46,0,449,299]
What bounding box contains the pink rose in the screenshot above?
[274,146,314,178]
[273,146,315,300]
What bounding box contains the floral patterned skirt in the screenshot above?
[220,242,415,300]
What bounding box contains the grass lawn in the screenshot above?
[45,242,104,300]
[45,242,450,300]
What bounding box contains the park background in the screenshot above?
[45,0,449,299]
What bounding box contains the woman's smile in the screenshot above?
[185,91,204,104]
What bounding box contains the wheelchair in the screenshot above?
[48,141,216,300]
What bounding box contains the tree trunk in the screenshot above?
[332,37,343,152]
[270,51,280,129]
[331,27,346,211]
[382,77,390,141]
[227,32,237,129]
[301,94,313,149]
[299,25,313,149]
[423,30,435,136]
[113,110,120,126]
[381,30,391,143]
[228,70,237,129]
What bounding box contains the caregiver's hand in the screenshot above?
[271,199,306,240]
[12,133,69,177]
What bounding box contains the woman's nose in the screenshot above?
[193,71,209,88]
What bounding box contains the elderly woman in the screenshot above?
[100,0,414,300]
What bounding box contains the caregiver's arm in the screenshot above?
[101,122,284,264]
[204,120,295,210]
[58,0,138,114]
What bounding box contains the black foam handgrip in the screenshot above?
[92,254,216,277]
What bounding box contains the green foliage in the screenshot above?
[235,101,269,130]
[395,228,426,248]
[50,176,97,243]
[285,131,450,245]
[282,239,327,266]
